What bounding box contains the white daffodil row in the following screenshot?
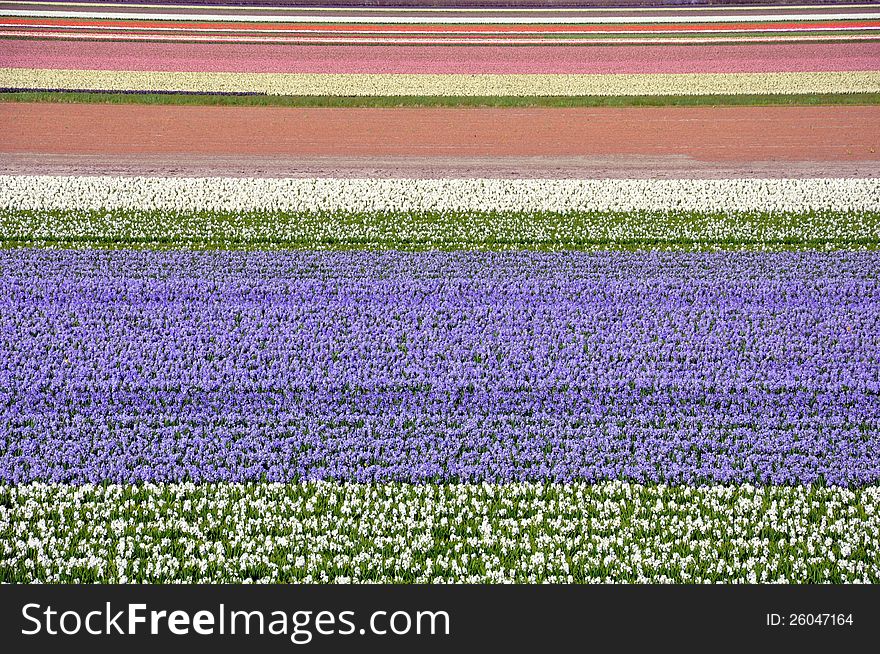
[2,207,878,250]
[2,176,878,214]
[2,482,877,584]
[3,70,880,96]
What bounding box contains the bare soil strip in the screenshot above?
[2,103,878,161]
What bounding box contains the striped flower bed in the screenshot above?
[2,1,879,586]
[3,3,879,46]
[2,241,880,582]
[2,3,878,102]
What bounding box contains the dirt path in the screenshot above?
[2,104,878,176]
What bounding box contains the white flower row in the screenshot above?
[2,176,878,213]
[4,70,880,96]
[2,482,877,583]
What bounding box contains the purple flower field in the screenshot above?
[1,248,877,486]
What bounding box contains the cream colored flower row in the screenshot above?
[3,69,880,96]
[2,176,877,213]
[2,482,877,583]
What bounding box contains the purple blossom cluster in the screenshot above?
[1,249,878,486]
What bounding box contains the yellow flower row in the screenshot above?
[3,68,879,96]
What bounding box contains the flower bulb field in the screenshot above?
[1,0,880,585]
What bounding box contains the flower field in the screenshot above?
[3,2,880,101]
[3,483,878,583]
[3,248,879,487]
[1,0,879,584]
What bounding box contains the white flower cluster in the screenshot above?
[1,176,877,214]
[2,69,879,96]
[1,207,877,250]
[2,482,877,583]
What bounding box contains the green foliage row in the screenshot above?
[3,91,880,108]
[1,208,878,251]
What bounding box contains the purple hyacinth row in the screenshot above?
[1,249,878,486]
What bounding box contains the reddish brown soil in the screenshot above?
[2,104,878,174]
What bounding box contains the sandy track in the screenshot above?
[2,103,878,159]
[4,41,878,74]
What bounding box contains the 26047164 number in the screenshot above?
[790,614,854,627]
[766,613,854,627]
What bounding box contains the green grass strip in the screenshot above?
[2,208,878,251]
[2,91,880,108]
